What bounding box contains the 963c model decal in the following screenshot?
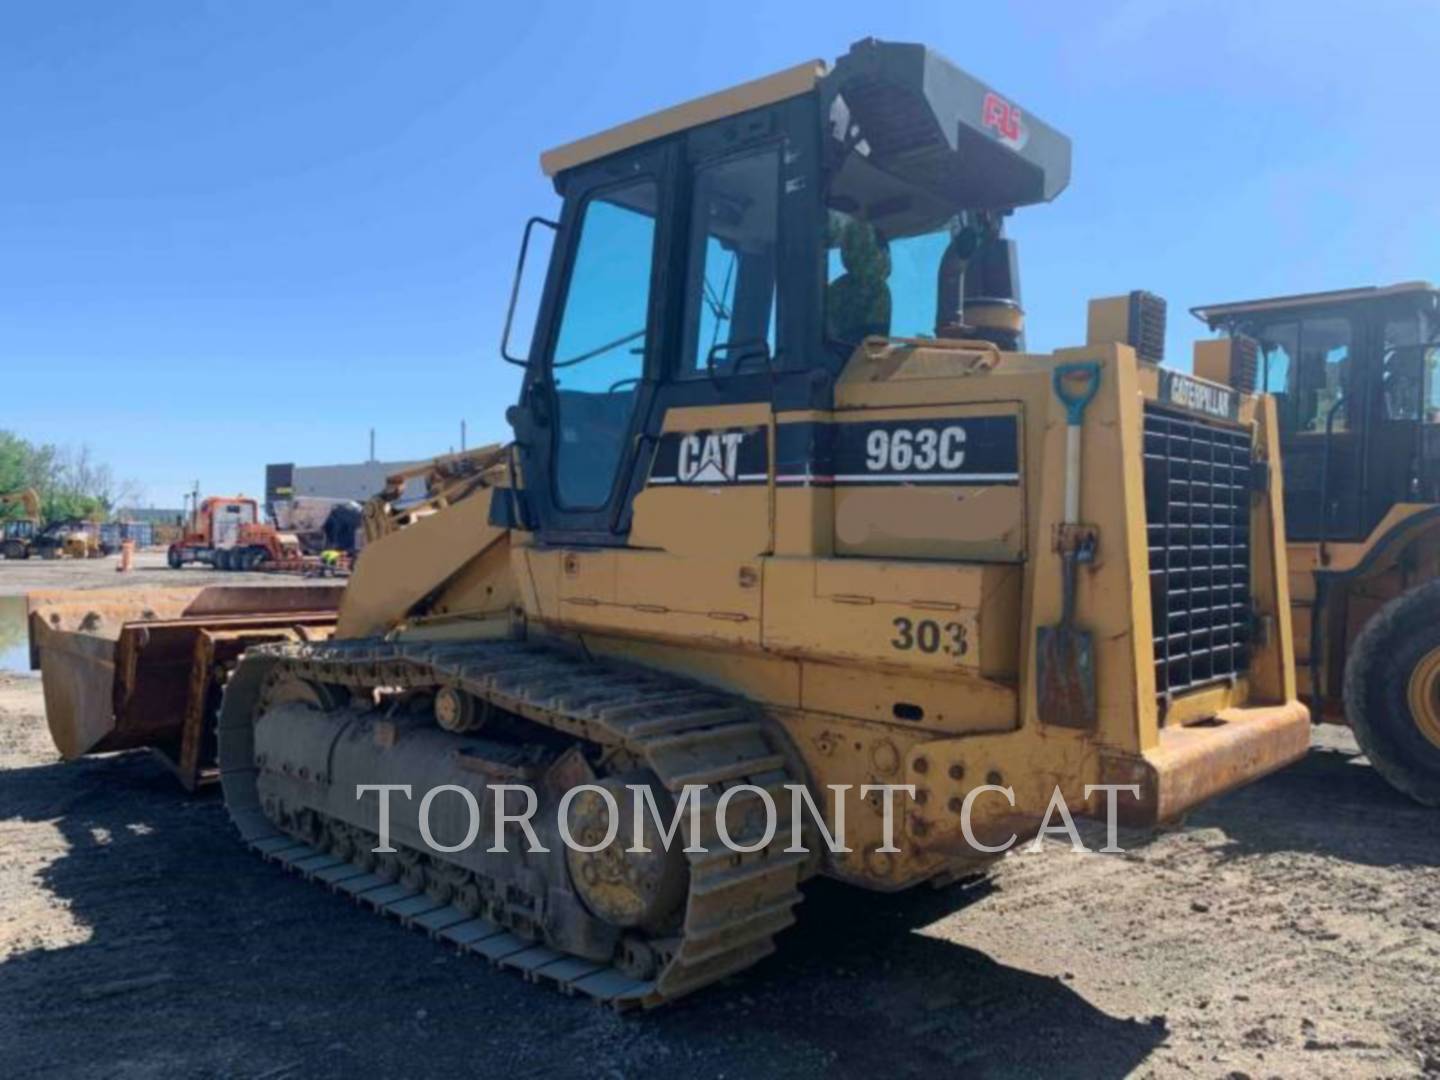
[648,415,1021,488]
[776,414,1020,487]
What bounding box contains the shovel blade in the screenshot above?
[1036,624,1097,729]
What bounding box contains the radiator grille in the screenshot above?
[1143,405,1253,700]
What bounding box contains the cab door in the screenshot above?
[513,143,679,546]
[1258,312,1365,540]
[1363,303,1435,530]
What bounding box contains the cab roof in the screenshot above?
[1191,281,1438,328]
[540,61,825,178]
[539,39,1071,213]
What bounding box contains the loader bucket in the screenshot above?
[27,585,342,788]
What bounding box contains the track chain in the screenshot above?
[218,636,807,1009]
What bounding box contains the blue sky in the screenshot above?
[3,1,1437,507]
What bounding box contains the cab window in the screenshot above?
[549,179,658,508]
[1256,316,1352,434]
[823,214,951,351]
[681,149,779,378]
[1382,313,1440,422]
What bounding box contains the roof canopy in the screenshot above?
[1192,282,1439,327]
[539,39,1071,215]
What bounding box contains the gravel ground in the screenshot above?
[0,563,1437,1078]
[0,549,323,597]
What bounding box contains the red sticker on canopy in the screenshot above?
[982,92,1027,149]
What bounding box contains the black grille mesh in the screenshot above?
[1143,405,1252,701]
[1229,335,1259,394]
[1127,290,1167,364]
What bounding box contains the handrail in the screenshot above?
[1316,392,1347,566]
[500,216,560,366]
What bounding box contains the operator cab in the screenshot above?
[1193,283,1440,541]
[501,38,1070,545]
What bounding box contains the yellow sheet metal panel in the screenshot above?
[541,547,762,648]
[1192,337,1235,386]
[540,61,825,177]
[761,555,1019,678]
[628,403,774,557]
[425,533,522,624]
[830,401,1024,560]
[772,407,837,558]
[799,660,1017,736]
[1086,295,1133,350]
[770,707,962,888]
[1244,392,1298,707]
[588,633,803,710]
[336,488,505,639]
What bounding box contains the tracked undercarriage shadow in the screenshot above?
[0,748,1164,1078]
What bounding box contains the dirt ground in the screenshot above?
[0,549,323,596]
[1,564,1437,1078]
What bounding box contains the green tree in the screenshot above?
[0,430,139,523]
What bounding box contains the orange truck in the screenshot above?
[167,496,303,571]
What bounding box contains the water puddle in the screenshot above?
[0,595,32,674]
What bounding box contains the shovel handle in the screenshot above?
[1053,362,1101,426]
[1053,362,1101,523]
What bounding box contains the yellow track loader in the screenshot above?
[31,39,1308,1007]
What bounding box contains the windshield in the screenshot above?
[824,209,954,354]
[1383,311,1440,423]
[1254,316,1353,434]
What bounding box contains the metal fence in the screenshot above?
[98,521,157,549]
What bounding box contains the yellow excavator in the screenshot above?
[1,488,42,560]
[30,39,1309,1006]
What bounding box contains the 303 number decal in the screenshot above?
[890,616,969,657]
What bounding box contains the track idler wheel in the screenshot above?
[564,772,688,935]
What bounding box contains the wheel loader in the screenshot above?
[1192,283,1440,804]
[1,488,42,559]
[29,39,1309,1007]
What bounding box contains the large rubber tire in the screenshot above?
[167,546,183,569]
[1344,579,1440,806]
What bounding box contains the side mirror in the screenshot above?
[500,216,559,366]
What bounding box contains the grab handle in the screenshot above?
[1052,362,1102,525]
[1052,362,1102,425]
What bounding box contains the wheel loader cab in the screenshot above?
[1193,283,1440,803]
[1193,283,1440,542]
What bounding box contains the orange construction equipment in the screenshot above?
[167,496,304,572]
